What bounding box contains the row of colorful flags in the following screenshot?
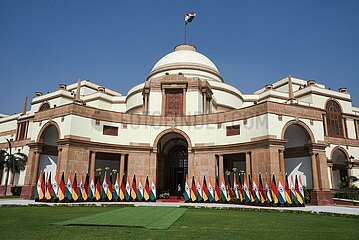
[34,171,156,202]
[184,173,305,206]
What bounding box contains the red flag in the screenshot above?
[258,174,266,203]
[131,175,137,200]
[190,176,197,202]
[271,174,279,204]
[202,175,209,202]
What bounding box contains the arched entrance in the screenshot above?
[283,123,313,188]
[331,148,348,189]
[38,124,59,181]
[156,132,189,195]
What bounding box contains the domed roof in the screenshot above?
[148,44,223,82]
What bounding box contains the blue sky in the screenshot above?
[1,0,359,114]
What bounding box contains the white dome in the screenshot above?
[148,44,223,82]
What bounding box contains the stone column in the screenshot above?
[322,114,328,136]
[279,149,285,180]
[56,147,62,176]
[203,93,207,114]
[119,154,125,176]
[31,150,41,185]
[90,151,96,179]
[328,163,334,189]
[219,155,224,178]
[143,94,148,115]
[161,89,165,115]
[182,88,186,115]
[310,152,319,190]
[245,152,251,175]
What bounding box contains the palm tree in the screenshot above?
[0,139,28,196]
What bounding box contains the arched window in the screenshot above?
[39,102,50,111]
[326,100,344,137]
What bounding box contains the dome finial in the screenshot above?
[174,44,197,52]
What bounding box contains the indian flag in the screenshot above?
[196,176,203,202]
[295,175,304,205]
[137,175,144,201]
[52,171,59,200]
[243,174,251,202]
[184,175,190,202]
[150,177,156,201]
[66,173,73,201]
[102,172,108,200]
[252,174,260,203]
[277,175,286,204]
[298,175,305,204]
[207,177,214,202]
[220,176,227,202]
[89,175,95,201]
[125,176,131,201]
[34,170,43,200]
[45,172,53,201]
[113,173,120,201]
[144,176,150,201]
[265,174,273,204]
[78,174,84,201]
[185,12,196,25]
[233,175,239,200]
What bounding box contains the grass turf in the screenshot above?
[0,206,358,239]
[54,206,187,229]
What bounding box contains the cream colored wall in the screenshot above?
[148,91,162,115]
[126,91,143,112]
[186,91,202,115]
[150,69,222,82]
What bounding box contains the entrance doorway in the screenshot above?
[156,132,188,195]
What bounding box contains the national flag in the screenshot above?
[137,175,144,201]
[45,172,53,201]
[258,174,266,204]
[298,175,305,204]
[220,175,227,202]
[183,175,191,202]
[120,174,126,201]
[289,175,299,205]
[226,175,233,202]
[131,175,137,200]
[150,176,156,201]
[82,173,89,201]
[277,175,286,204]
[233,175,240,200]
[41,171,46,200]
[202,175,208,202]
[214,177,221,202]
[252,174,260,203]
[58,171,66,201]
[113,173,120,201]
[207,177,214,202]
[295,175,304,205]
[184,12,196,25]
[190,176,197,202]
[78,174,84,201]
[125,176,131,201]
[66,172,73,201]
[95,174,102,201]
[72,172,79,201]
[34,170,43,200]
[144,176,150,201]
[196,176,203,202]
[88,174,95,201]
[284,174,292,205]
[237,173,244,202]
[248,174,255,202]
[102,171,108,200]
[271,174,278,204]
[243,174,251,202]
[265,174,273,204]
[107,173,113,201]
[52,171,59,200]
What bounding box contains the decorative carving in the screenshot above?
[165,89,183,116]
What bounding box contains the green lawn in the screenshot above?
[0,206,358,239]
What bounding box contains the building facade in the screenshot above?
[0,44,358,205]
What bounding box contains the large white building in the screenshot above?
[0,44,358,204]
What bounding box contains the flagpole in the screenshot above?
[184,23,187,44]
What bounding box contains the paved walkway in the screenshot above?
[1,199,359,216]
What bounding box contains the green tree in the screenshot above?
[0,139,28,196]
